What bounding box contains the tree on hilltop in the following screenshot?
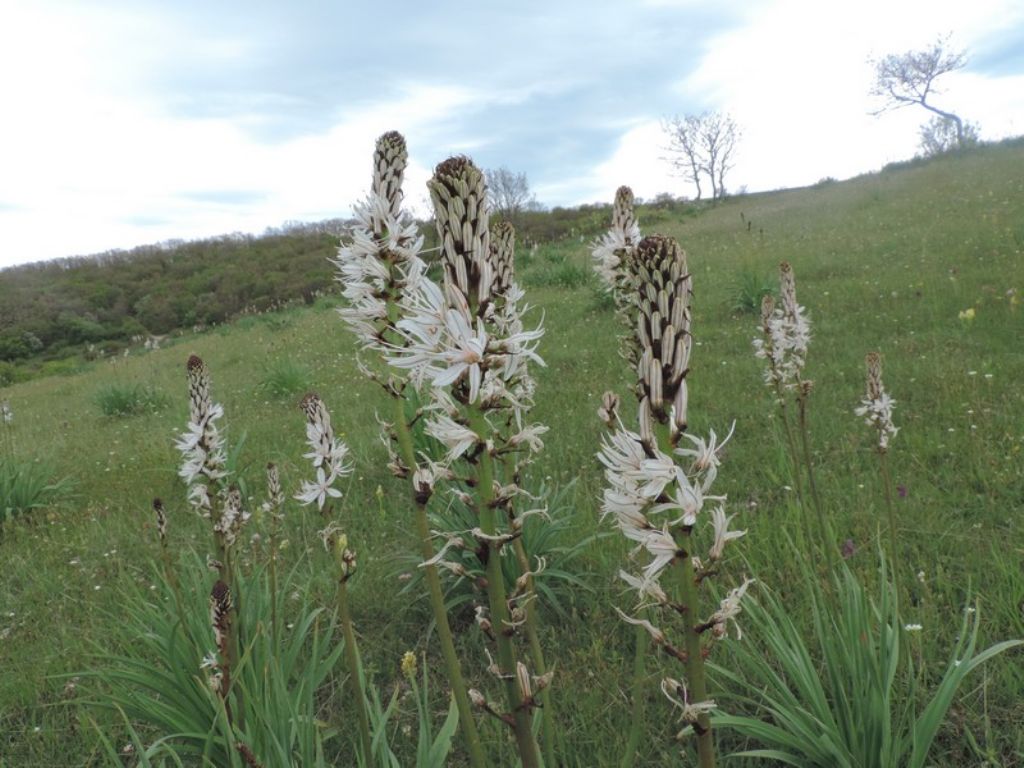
[662,111,740,200]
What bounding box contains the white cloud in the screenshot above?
[674,0,1024,192]
[1,0,1022,266]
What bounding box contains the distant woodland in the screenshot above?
[0,200,659,384]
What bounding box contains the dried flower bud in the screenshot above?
[468,688,488,709]
[779,261,797,316]
[209,580,232,653]
[760,294,775,329]
[152,498,167,545]
[516,661,532,700]
[865,352,883,400]
[412,467,434,505]
[598,391,620,426]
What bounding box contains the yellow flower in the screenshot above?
[958,307,976,322]
[401,651,417,679]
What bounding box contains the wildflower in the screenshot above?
[661,677,717,724]
[1,401,12,424]
[958,307,976,322]
[705,578,755,639]
[424,412,480,463]
[615,607,668,645]
[754,263,812,394]
[904,623,923,632]
[707,506,746,562]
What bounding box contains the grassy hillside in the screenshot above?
[1,141,1023,765]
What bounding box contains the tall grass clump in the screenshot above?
[0,400,73,527]
[715,560,1021,767]
[94,382,169,417]
[730,268,773,315]
[257,359,313,399]
[598,234,750,768]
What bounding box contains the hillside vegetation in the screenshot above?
[1,140,1023,765]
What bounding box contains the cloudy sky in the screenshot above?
[1,0,1023,268]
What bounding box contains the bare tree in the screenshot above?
[871,36,972,148]
[662,114,705,200]
[486,166,535,221]
[662,111,740,200]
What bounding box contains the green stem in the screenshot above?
[796,394,834,562]
[393,397,488,768]
[510,533,557,766]
[336,577,374,761]
[214,525,245,730]
[470,409,541,768]
[775,397,806,510]
[159,542,188,638]
[671,530,716,768]
[619,622,648,768]
[878,449,901,592]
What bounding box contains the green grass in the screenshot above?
[256,358,314,399]
[1,142,1023,765]
[94,383,170,417]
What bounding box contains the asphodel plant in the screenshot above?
[176,355,251,726]
[598,234,751,768]
[333,132,489,767]
[367,153,552,766]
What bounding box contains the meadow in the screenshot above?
[1,140,1023,766]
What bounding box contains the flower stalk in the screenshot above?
[295,392,374,760]
[600,234,752,768]
[177,355,247,728]
[856,352,901,584]
[335,132,487,768]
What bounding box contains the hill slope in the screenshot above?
[1,141,1022,764]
